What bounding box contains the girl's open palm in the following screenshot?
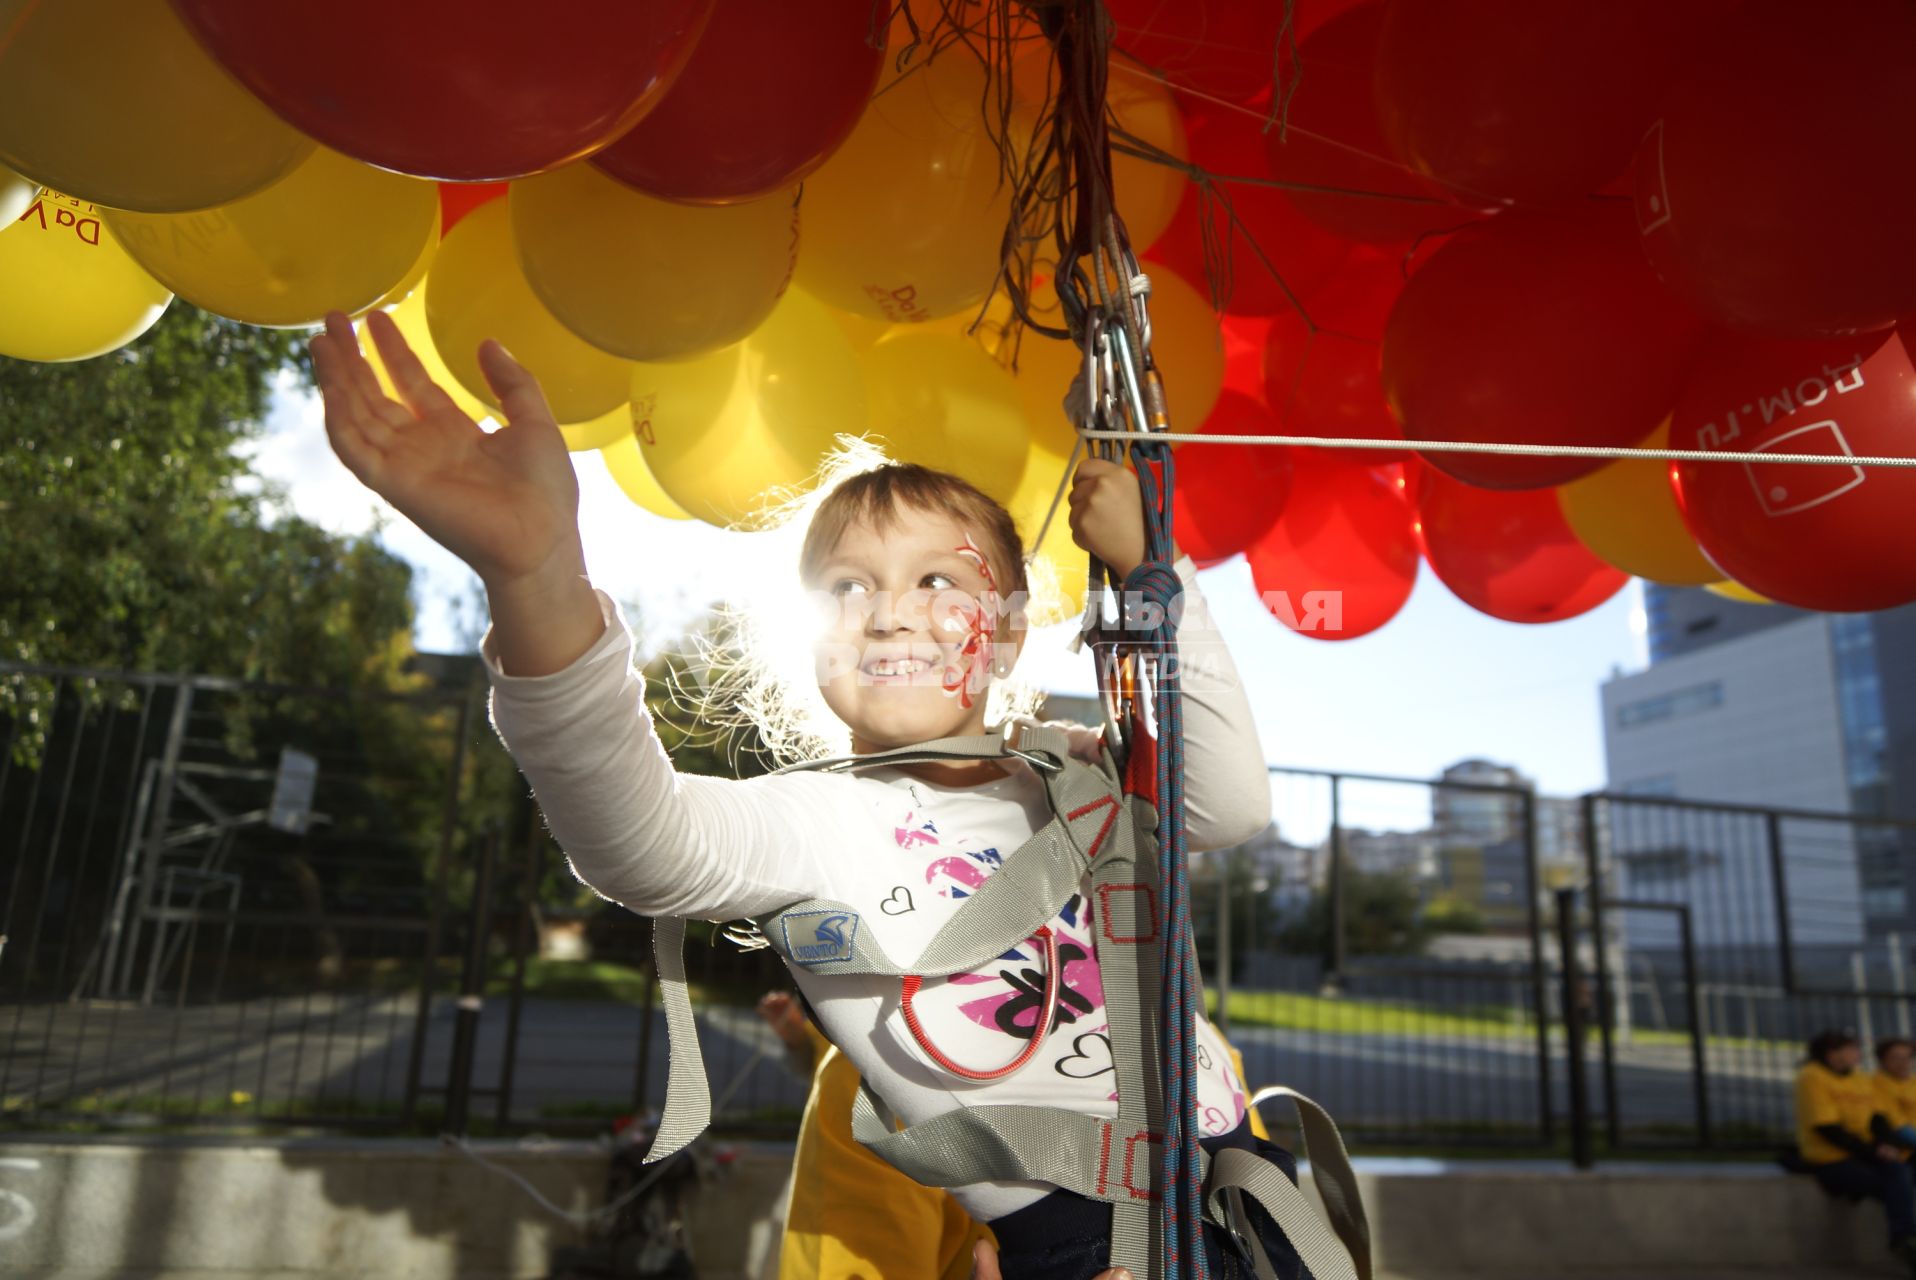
[310,310,583,591]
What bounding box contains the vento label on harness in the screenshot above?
[782,910,860,966]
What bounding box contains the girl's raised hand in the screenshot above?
[310,309,584,594]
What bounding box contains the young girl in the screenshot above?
[311,310,1302,1279]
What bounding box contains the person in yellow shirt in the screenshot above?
[1797,1029,1916,1272]
[757,990,987,1280]
[755,990,1271,1280]
[1875,1038,1916,1149]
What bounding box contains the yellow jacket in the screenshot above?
[779,1029,1270,1279]
[1872,1069,1916,1132]
[1796,1061,1878,1165]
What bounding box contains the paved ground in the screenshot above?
[0,992,1799,1141]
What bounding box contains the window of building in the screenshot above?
[1615,681,1724,729]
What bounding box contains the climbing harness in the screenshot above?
[636,725,1372,1280]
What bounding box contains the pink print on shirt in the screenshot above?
[945,894,1104,1039]
[894,812,940,850]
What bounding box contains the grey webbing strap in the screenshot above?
[1089,794,1162,1276]
[762,740,1122,980]
[1205,1146,1359,1280]
[642,916,710,1164]
[783,726,1068,777]
[848,1080,1183,1207]
[643,729,1096,1165]
[1248,1086,1373,1280]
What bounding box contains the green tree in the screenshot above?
[1421,891,1486,936]
[1282,867,1430,958]
[0,304,418,687]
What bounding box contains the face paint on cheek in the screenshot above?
[941,536,1003,710]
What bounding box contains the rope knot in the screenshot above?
[1120,559,1184,645]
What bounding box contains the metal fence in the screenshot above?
[5,658,1913,1160]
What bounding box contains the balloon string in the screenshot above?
[1104,56,1513,211]
[1023,434,1086,573]
[1075,428,1916,469]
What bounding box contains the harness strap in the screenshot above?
[642,915,709,1164]
[646,731,1065,1161]
[1206,1147,1357,1280]
[850,1080,1369,1280]
[847,1080,1173,1206]
[1248,1086,1373,1280]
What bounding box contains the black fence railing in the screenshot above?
[6,659,1914,1161]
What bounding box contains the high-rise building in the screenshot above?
[1601,583,1916,954]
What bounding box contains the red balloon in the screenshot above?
[1247,450,1418,640]
[1636,0,1916,338]
[1374,0,1738,209]
[1171,392,1294,562]
[439,182,508,235]
[169,0,714,180]
[1262,3,1484,244]
[1150,90,1353,316]
[1416,469,1629,624]
[592,0,886,203]
[1382,202,1708,490]
[1221,314,1275,402]
[1670,327,1916,612]
[1264,247,1409,462]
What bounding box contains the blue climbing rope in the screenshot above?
[1122,436,1209,1279]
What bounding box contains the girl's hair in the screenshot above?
[799,461,1030,602]
[675,439,1050,768]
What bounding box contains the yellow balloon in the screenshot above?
[795,50,1015,323]
[0,161,36,230]
[1007,449,1088,626]
[1706,580,1774,605]
[359,287,496,425]
[0,190,171,362]
[861,329,1030,506]
[558,403,634,453]
[0,0,311,213]
[827,303,897,354]
[1011,49,1190,254]
[940,296,1082,467]
[513,164,798,362]
[425,199,632,426]
[106,148,438,328]
[1557,421,1719,586]
[362,283,620,441]
[602,433,692,521]
[635,288,868,528]
[365,216,438,313]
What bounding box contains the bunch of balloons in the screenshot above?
[4,0,1913,633]
[1117,0,1916,633]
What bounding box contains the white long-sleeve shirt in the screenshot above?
[481,557,1272,1220]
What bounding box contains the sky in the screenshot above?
[243,373,1649,802]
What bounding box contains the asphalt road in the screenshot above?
[1,992,1796,1146]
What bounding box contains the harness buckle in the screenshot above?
[1005,742,1063,774]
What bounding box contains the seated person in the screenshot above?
[1876,1037,1916,1150]
[1797,1029,1916,1272]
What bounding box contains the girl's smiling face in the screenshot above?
[808,502,1024,753]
